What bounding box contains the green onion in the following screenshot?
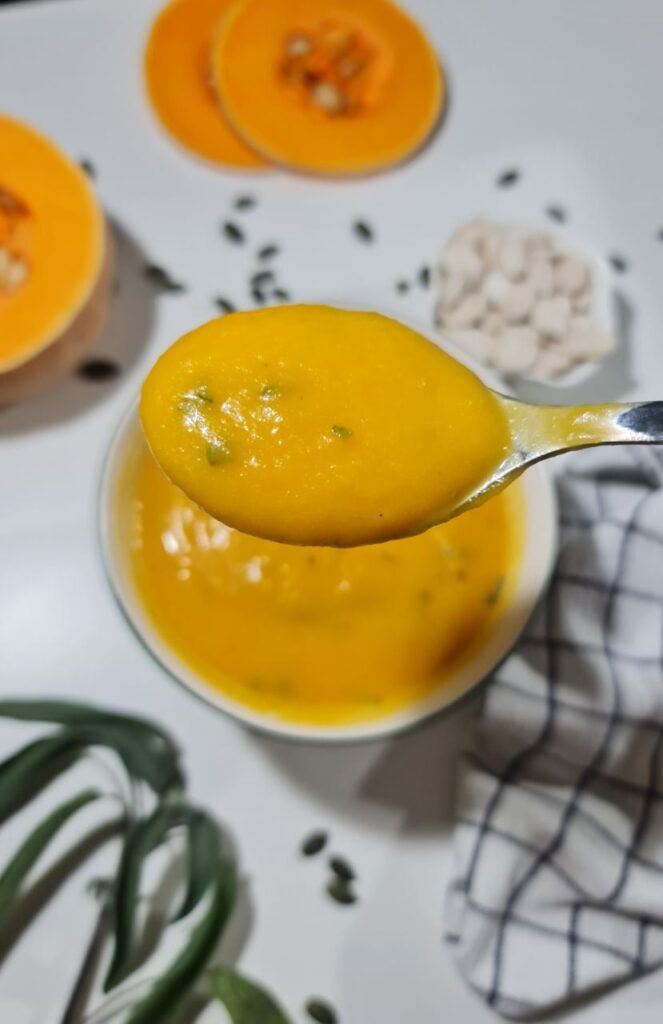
[206,439,231,466]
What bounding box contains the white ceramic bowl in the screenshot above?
[99,402,557,743]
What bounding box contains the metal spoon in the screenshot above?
[453,397,663,518]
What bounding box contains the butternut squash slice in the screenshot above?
[0,114,112,404]
[211,0,445,176]
[144,0,267,170]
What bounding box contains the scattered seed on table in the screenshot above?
[301,831,328,857]
[234,194,257,210]
[258,243,280,261]
[222,221,245,244]
[77,357,120,382]
[251,286,266,305]
[396,279,409,294]
[496,168,520,188]
[305,998,338,1024]
[144,263,186,293]
[215,296,236,314]
[657,228,663,242]
[418,265,431,288]
[327,877,357,905]
[352,220,374,243]
[273,287,291,302]
[251,270,275,289]
[545,204,567,223]
[609,253,628,273]
[79,158,96,179]
[329,856,355,882]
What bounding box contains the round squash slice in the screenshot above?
[144,0,267,169]
[0,114,112,404]
[211,0,445,176]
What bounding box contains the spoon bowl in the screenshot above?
[138,305,662,546]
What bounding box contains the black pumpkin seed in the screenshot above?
[545,204,567,223]
[329,856,355,882]
[77,358,120,382]
[215,296,236,314]
[223,221,245,244]
[251,270,275,289]
[301,831,328,857]
[258,244,280,261]
[327,878,357,905]
[144,263,186,292]
[657,228,663,242]
[609,253,628,273]
[251,286,266,305]
[396,280,409,294]
[352,220,374,243]
[273,287,291,302]
[418,265,430,288]
[79,158,96,179]
[305,998,338,1024]
[496,168,520,188]
[234,194,257,211]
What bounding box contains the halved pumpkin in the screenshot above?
[144,0,267,170]
[0,114,113,404]
[211,0,445,176]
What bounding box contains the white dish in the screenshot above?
[439,225,616,391]
[99,395,557,744]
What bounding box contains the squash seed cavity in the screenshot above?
[0,186,31,293]
[280,20,380,116]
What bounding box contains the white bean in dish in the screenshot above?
[434,219,615,382]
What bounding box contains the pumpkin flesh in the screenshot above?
[144,0,267,169]
[211,0,444,176]
[0,114,106,377]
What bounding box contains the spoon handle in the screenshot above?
[502,398,663,463]
[447,399,663,523]
[614,401,663,442]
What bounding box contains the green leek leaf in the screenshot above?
[63,723,183,796]
[172,809,220,922]
[0,699,180,779]
[209,965,291,1023]
[104,802,180,991]
[0,735,82,824]
[0,789,100,921]
[125,858,237,1023]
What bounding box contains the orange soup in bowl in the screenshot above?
[122,439,524,728]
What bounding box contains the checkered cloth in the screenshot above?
[446,446,663,1019]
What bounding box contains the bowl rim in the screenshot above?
[99,398,558,744]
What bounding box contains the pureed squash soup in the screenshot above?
[127,443,523,727]
[140,306,513,547]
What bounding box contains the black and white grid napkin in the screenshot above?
[446,446,663,1019]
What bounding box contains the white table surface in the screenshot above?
[2,1,663,1021]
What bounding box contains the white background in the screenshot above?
[1,0,663,1021]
